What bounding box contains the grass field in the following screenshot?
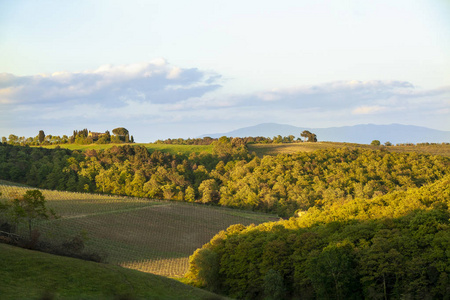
[0,183,278,277]
[38,141,450,158]
[38,143,214,155]
[0,243,228,299]
[248,142,450,157]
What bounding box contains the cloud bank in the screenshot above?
[1,61,449,141]
[0,59,221,107]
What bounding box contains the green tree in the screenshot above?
[10,190,57,239]
[186,248,220,291]
[305,241,360,300]
[8,134,19,145]
[301,130,317,142]
[198,179,219,203]
[104,130,111,142]
[112,127,129,137]
[264,269,286,300]
[371,140,381,146]
[38,130,45,144]
[212,136,233,159]
[111,135,122,143]
[273,135,283,144]
[96,131,111,144]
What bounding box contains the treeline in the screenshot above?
[0,140,448,217]
[2,127,134,146]
[186,175,450,299]
[154,135,305,145]
[154,137,218,145]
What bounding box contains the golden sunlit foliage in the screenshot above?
[187,176,450,299]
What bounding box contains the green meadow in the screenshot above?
[0,243,228,299]
[248,141,450,157]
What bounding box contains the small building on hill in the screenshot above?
[88,131,106,141]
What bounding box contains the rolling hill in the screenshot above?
[0,243,227,299]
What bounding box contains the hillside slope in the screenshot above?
[0,243,226,300]
[0,182,278,277]
[186,175,450,299]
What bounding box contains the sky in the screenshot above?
[1,0,449,142]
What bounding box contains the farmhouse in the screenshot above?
[88,131,106,140]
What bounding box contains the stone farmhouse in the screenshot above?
[88,131,106,141]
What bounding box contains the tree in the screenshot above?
[212,136,233,159]
[305,241,360,300]
[371,140,381,146]
[96,130,111,144]
[186,248,220,291]
[112,127,129,137]
[38,130,45,144]
[301,130,317,142]
[273,135,283,144]
[198,179,219,203]
[10,190,57,239]
[185,186,196,202]
[264,269,286,300]
[8,134,19,145]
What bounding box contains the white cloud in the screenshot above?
[0,60,221,107]
[1,62,449,141]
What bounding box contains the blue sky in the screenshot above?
[1,0,449,142]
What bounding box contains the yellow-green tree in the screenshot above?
[10,190,57,239]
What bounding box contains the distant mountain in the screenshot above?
[201,123,450,144]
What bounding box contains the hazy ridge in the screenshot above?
[202,123,450,144]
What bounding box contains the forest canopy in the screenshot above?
[0,141,448,217]
[186,175,450,299]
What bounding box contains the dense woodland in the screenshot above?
[186,175,450,299]
[0,138,448,218]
